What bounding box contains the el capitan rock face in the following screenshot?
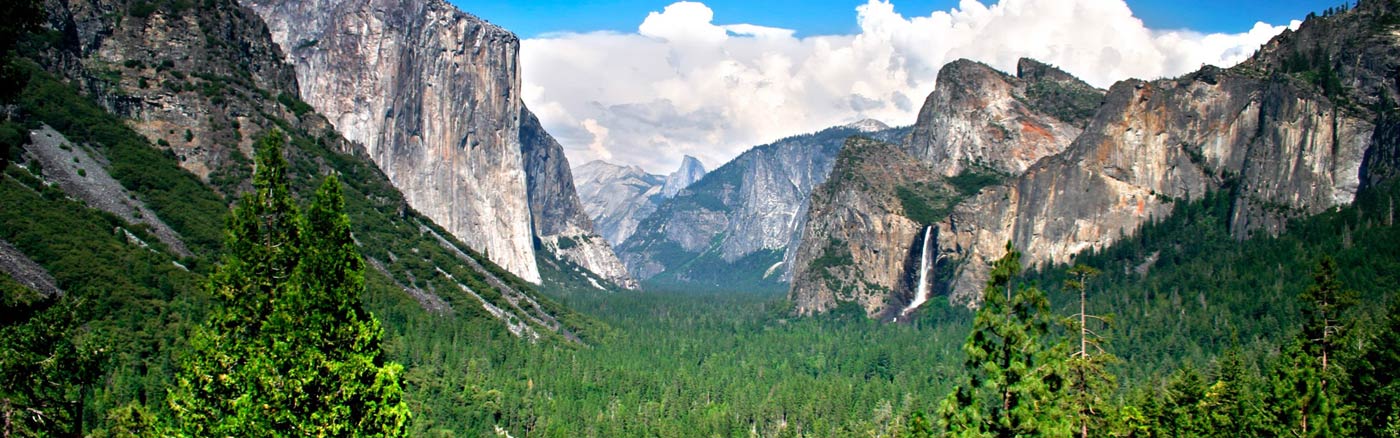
[30,0,593,339]
[241,0,630,286]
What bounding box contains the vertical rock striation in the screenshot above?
[790,59,1097,316]
[791,4,1400,314]
[936,68,1374,306]
[904,59,1101,178]
[242,0,538,282]
[242,0,626,285]
[787,138,939,316]
[520,108,637,289]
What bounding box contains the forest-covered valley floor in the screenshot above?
[381,178,1400,437]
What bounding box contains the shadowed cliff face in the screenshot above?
[790,59,1096,317]
[520,108,637,289]
[787,138,942,316]
[240,0,625,286]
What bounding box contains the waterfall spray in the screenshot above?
[901,226,934,316]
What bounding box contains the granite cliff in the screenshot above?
[790,60,1098,316]
[25,0,598,340]
[520,108,636,289]
[618,121,906,289]
[791,2,1400,315]
[239,0,631,287]
[661,155,707,198]
[935,4,1394,306]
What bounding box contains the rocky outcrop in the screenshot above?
[793,3,1400,315]
[24,125,191,257]
[790,61,1098,317]
[787,137,943,316]
[572,160,665,246]
[33,0,598,340]
[0,240,63,297]
[241,0,541,283]
[43,0,302,184]
[520,108,637,289]
[661,155,707,198]
[904,58,1100,178]
[618,122,906,287]
[930,3,1398,306]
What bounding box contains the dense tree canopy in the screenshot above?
[169,132,408,436]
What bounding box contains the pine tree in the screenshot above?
[169,131,409,436]
[0,284,101,438]
[1203,349,1266,436]
[1266,257,1357,437]
[1064,264,1116,438]
[938,242,1070,438]
[1349,295,1400,437]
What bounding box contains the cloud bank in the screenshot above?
[520,0,1301,174]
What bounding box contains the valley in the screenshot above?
[2,0,1399,436]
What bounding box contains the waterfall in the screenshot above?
[901,225,934,316]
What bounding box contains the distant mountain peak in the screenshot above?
[845,118,891,133]
[662,155,707,198]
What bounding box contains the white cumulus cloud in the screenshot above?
[521,0,1301,174]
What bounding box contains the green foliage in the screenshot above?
[554,235,579,250]
[400,288,972,436]
[0,0,44,101]
[945,167,1006,197]
[1282,46,1349,105]
[0,278,103,438]
[895,183,955,226]
[646,248,787,293]
[938,243,1071,437]
[207,148,251,195]
[169,132,409,436]
[1,165,206,428]
[93,402,164,438]
[0,120,24,170]
[278,92,314,117]
[1064,264,1117,438]
[1351,298,1400,437]
[1021,80,1104,127]
[16,62,227,256]
[896,168,1003,226]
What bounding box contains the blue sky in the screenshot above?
[455,0,1340,38]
